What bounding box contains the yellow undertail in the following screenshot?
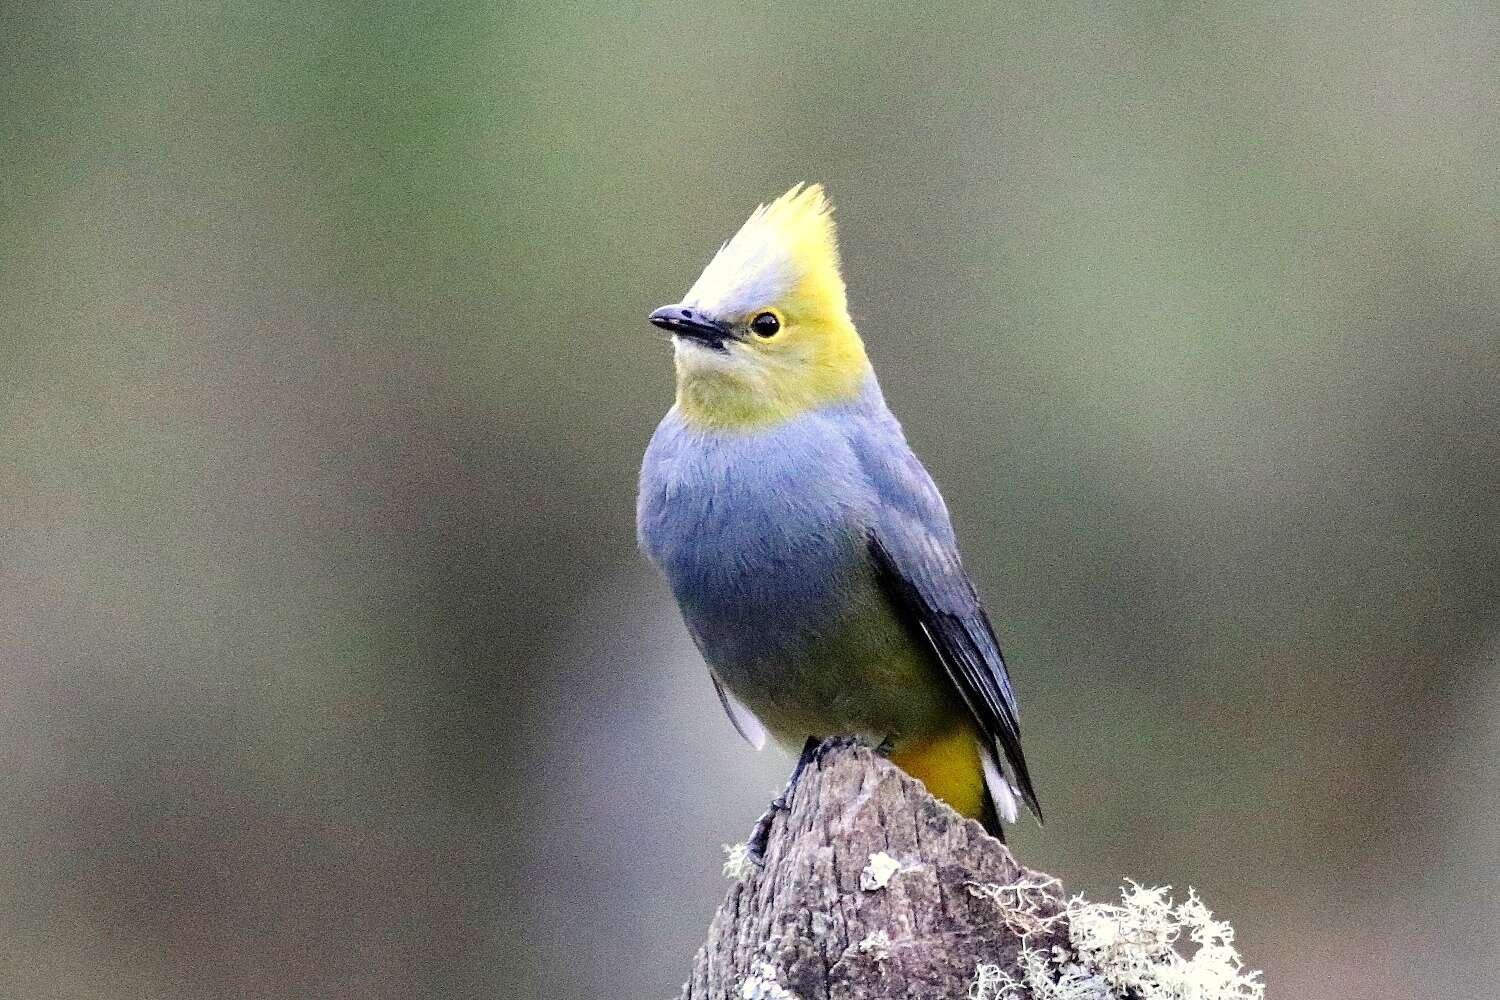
[888,722,990,825]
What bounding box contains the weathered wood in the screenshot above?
[682,742,1067,1000]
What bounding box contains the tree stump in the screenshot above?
[681,742,1067,1000]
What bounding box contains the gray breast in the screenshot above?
[638,407,878,668]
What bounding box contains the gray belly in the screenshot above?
[682,563,963,748]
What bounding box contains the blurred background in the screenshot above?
[3,3,1498,998]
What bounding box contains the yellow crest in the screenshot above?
[682,183,847,321]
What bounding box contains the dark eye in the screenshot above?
[750,311,781,338]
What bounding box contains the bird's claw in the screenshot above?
[743,735,825,864]
[744,802,783,865]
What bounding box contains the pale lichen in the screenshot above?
[969,961,1009,1000]
[965,873,1065,937]
[740,960,799,1000]
[857,928,893,962]
[722,842,756,882]
[968,882,1264,1000]
[859,851,904,890]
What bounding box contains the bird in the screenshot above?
[636,183,1040,850]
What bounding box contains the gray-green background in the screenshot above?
[4,3,1497,998]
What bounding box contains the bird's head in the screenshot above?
[649,183,871,430]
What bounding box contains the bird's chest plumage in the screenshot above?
[639,410,874,631]
[638,406,948,741]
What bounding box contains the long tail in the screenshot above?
[978,792,1006,841]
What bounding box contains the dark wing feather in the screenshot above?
[869,523,1043,821]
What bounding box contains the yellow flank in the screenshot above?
[888,721,989,821]
[673,183,873,431]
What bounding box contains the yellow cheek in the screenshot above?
[674,319,871,431]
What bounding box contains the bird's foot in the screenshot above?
[743,735,890,863]
[744,804,778,864]
[744,736,822,864]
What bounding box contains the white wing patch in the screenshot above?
[980,741,1021,825]
[713,677,768,751]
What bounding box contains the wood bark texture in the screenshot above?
[681,742,1067,1000]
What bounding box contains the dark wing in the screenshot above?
[868,517,1042,821]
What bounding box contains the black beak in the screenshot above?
[648,305,733,350]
